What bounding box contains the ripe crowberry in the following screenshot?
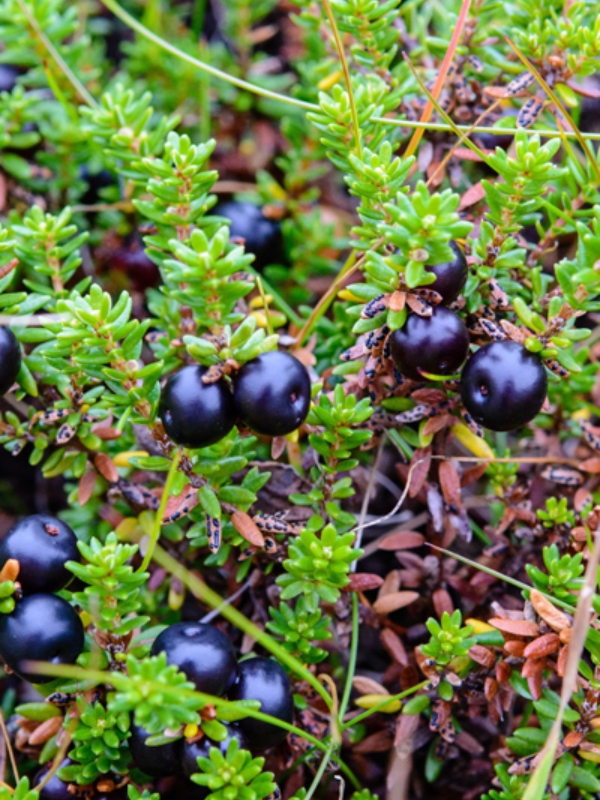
[0,514,80,594]
[0,594,84,683]
[150,622,238,696]
[460,340,547,431]
[425,241,468,304]
[214,201,284,270]
[228,657,293,750]
[0,327,21,396]
[129,723,183,777]
[233,351,311,437]
[389,306,469,381]
[159,365,235,449]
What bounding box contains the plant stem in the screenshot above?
[321,0,362,160]
[304,741,336,800]
[139,448,182,572]
[100,0,315,111]
[340,681,430,731]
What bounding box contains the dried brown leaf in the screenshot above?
[372,591,420,615]
[231,510,265,548]
[488,618,540,637]
[378,531,425,551]
[94,453,119,483]
[523,633,560,659]
[344,573,384,592]
[439,461,461,508]
[352,676,389,696]
[529,589,571,632]
[78,469,96,507]
[380,628,408,665]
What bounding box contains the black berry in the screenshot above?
[389,306,470,381]
[425,241,468,304]
[159,366,236,449]
[129,723,183,777]
[0,514,80,594]
[181,724,248,777]
[0,594,84,683]
[233,351,311,437]
[150,622,238,696]
[0,327,21,396]
[228,657,293,750]
[460,340,547,432]
[214,201,284,271]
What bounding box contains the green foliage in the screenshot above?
[59,698,130,784]
[66,533,149,635]
[277,516,359,611]
[190,737,276,800]
[0,778,38,800]
[107,653,204,735]
[266,596,332,663]
[421,611,476,668]
[535,499,575,530]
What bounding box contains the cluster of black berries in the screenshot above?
[0,327,21,398]
[0,515,84,684]
[389,243,547,431]
[130,622,293,788]
[159,350,311,449]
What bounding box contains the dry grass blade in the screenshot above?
[522,523,600,800]
[403,0,473,159]
[503,34,600,183]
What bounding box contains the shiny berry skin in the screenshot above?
[181,724,247,778]
[0,594,84,683]
[233,351,311,437]
[159,366,235,449]
[0,514,80,594]
[0,327,21,396]
[228,657,293,750]
[214,201,284,271]
[460,340,547,432]
[425,241,468,304]
[129,723,183,777]
[389,306,469,381]
[150,622,238,696]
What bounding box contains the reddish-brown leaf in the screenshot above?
[411,389,447,404]
[270,436,286,460]
[459,181,486,209]
[353,730,394,754]
[372,591,420,615]
[503,640,526,657]
[380,628,408,666]
[94,453,119,483]
[344,573,384,592]
[488,618,540,637]
[523,633,560,659]
[468,645,496,669]
[378,531,425,550]
[439,461,461,508]
[407,447,431,498]
[521,657,545,678]
[529,589,571,632]
[28,717,63,746]
[422,414,455,437]
[92,424,122,441]
[432,588,454,618]
[580,458,600,473]
[231,510,265,548]
[352,676,389,696]
[527,672,543,700]
[162,485,199,524]
[78,469,96,507]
